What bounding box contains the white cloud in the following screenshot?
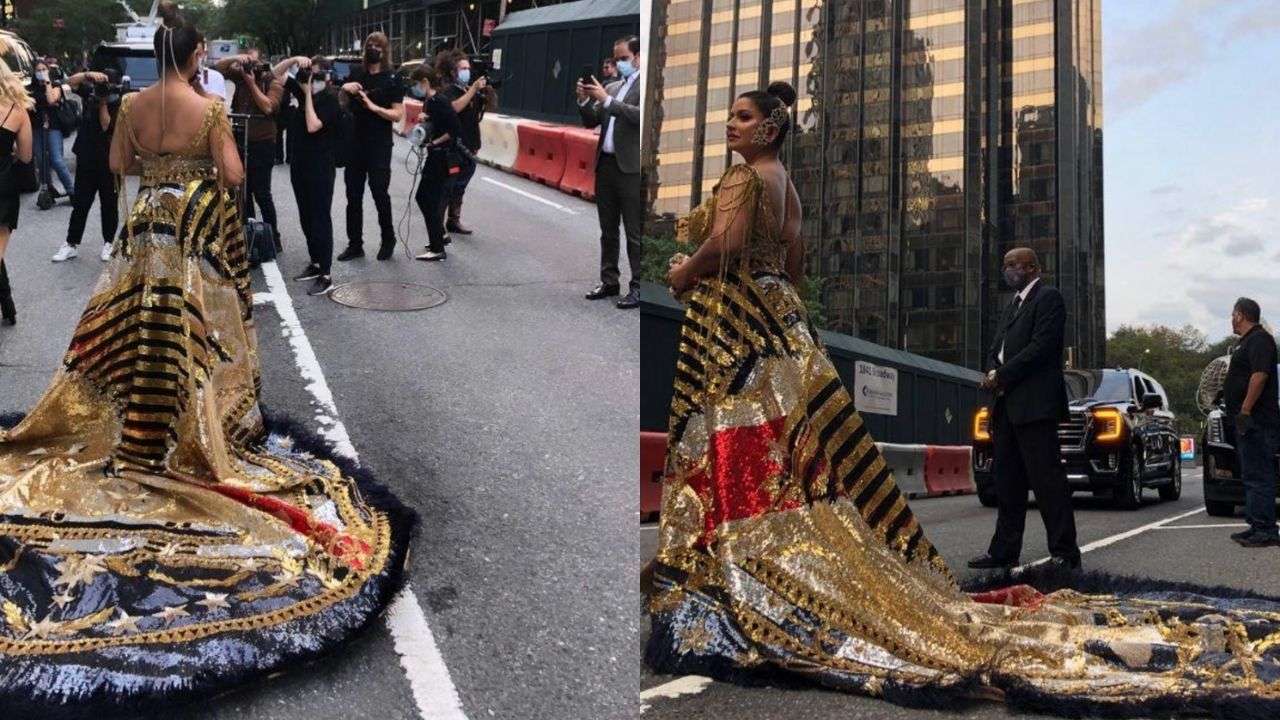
[1150,184,1181,195]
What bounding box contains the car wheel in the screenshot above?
[1158,450,1182,501]
[1115,452,1143,510]
[1205,499,1235,517]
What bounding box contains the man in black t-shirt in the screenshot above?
[337,32,404,262]
[277,56,343,296]
[436,50,487,235]
[1223,297,1280,547]
[54,69,120,263]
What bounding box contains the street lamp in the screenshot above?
[1138,347,1151,372]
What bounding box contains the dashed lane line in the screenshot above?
[258,260,469,720]
[640,676,714,714]
[1154,523,1249,530]
[481,176,579,215]
[1016,506,1206,572]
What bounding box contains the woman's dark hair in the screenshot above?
[411,64,441,89]
[433,49,467,81]
[738,81,796,149]
[154,1,204,76]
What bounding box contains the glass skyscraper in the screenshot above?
[647,0,1104,370]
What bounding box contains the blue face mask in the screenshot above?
[409,84,426,99]
[616,59,635,79]
[457,69,470,85]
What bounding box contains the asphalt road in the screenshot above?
[0,137,638,719]
[639,466,1280,719]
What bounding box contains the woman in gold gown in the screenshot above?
[0,5,411,715]
[647,82,1280,717]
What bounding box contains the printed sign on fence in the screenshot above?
[854,361,898,416]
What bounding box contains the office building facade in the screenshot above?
[647,0,1104,370]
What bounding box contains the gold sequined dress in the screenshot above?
[646,164,1280,717]
[0,96,412,714]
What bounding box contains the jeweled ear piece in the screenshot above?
[752,120,777,146]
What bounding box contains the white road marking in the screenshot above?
[1017,506,1206,571]
[640,676,714,714]
[258,261,469,720]
[482,176,578,215]
[1154,523,1249,530]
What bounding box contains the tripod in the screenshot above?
[35,126,56,210]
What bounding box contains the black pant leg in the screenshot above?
[97,167,118,245]
[594,156,623,288]
[344,162,368,248]
[1016,418,1080,561]
[312,164,336,274]
[415,166,448,253]
[65,162,99,246]
[291,164,314,251]
[987,405,1030,561]
[367,167,395,247]
[618,169,643,292]
[0,259,13,319]
[247,141,278,234]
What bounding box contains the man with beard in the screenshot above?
[337,32,404,261]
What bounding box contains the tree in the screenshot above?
[1106,324,1235,435]
[16,0,127,64]
[218,0,361,56]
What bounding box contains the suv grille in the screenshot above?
[1058,411,1088,451]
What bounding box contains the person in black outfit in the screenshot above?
[409,66,461,262]
[435,50,487,235]
[337,32,404,262]
[216,51,285,250]
[1223,298,1280,547]
[0,87,34,327]
[53,69,121,263]
[968,247,1081,571]
[279,55,342,296]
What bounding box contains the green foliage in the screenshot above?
[218,0,362,56]
[639,232,680,285]
[16,0,127,63]
[1105,324,1235,435]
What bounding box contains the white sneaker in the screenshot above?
[51,244,79,262]
[100,243,113,262]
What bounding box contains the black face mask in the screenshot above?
[364,48,382,65]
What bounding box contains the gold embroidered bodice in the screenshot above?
[118,93,226,186]
[676,163,789,276]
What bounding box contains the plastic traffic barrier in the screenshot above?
[640,432,666,521]
[875,443,928,498]
[923,445,976,496]
[558,127,600,200]
[398,97,424,137]
[513,122,567,187]
[477,114,521,170]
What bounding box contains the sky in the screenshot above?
[1103,0,1280,341]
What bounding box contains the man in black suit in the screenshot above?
[968,247,1081,571]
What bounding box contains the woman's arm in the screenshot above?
[668,166,758,292]
[108,102,135,174]
[15,110,32,163]
[209,109,245,187]
[304,85,323,134]
[783,181,804,283]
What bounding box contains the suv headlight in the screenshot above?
[1207,413,1225,444]
[1092,408,1124,442]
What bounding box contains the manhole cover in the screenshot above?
[328,281,448,311]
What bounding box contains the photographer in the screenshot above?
[337,32,404,262]
[277,55,342,296]
[408,65,461,262]
[30,61,75,201]
[435,50,486,236]
[51,69,122,263]
[216,50,284,248]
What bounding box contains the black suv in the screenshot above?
[972,368,1182,510]
[1200,361,1280,516]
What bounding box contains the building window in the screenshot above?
[936,286,957,308]
[1028,214,1055,237]
[909,287,929,308]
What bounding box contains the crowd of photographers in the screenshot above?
[19,33,492,298]
[10,31,640,314]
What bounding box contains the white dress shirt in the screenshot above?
[599,71,638,155]
[997,276,1041,365]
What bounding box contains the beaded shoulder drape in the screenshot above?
[646,163,1280,718]
[0,94,411,716]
